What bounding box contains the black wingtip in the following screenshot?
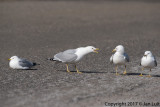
[33,63,40,66]
[47,58,56,61]
[139,63,141,66]
[46,58,50,60]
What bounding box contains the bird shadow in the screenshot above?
[57,70,107,73]
[81,71,107,73]
[127,73,160,77]
[111,72,160,77]
[126,73,145,76]
[24,69,38,70]
[151,74,160,77]
[110,72,146,76]
[57,70,160,77]
[12,69,38,72]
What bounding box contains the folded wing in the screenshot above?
[19,59,33,67]
[124,53,129,62]
[54,49,78,63]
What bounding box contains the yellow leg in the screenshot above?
[75,65,82,74]
[146,69,152,77]
[139,73,143,77]
[123,65,127,75]
[66,64,71,73]
[115,66,119,75]
[139,67,144,76]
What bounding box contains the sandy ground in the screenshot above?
[0,1,160,107]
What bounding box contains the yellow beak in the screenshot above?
[112,49,116,53]
[8,59,11,61]
[94,48,99,53]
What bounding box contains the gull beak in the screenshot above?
[8,59,11,61]
[94,48,99,53]
[143,55,147,57]
[112,49,116,53]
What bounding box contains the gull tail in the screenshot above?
[139,62,141,66]
[47,58,61,65]
[33,62,40,66]
[47,58,57,61]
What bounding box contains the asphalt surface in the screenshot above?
[0,1,160,107]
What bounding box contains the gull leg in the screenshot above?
[146,69,152,77]
[66,64,71,73]
[139,67,144,76]
[115,66,119,75]
[75,65,81,74]
[123,65,127,75]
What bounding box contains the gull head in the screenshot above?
[112,45,125,53]
[8,56,19,61]
[144,51,153,57]
[85,46,99,53]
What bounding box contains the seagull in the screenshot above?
[140,51,157,77]
[48,46,99,73]
[110,45,129,75]
[8,56,37,69]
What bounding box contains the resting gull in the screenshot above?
[9,56,37,69]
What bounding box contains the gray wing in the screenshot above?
[19,59,33,67]
[140,57,143,66]
[153,56,157,67]
[124,53,129,62]
[54,49,77,62]
[110,54,114,64]
[63,49,77,54]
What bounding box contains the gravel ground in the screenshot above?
[0,1,160,107]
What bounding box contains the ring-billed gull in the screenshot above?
[8,56,37,69]
[110,45,129,75]
[48,46,99,73]
[140,51,157,77]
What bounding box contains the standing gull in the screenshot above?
[110,45,129,75]
[48,46,99,73]
[9,56,37,69]
[140,51,157,77]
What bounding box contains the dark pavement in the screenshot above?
[0,1,160,107]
